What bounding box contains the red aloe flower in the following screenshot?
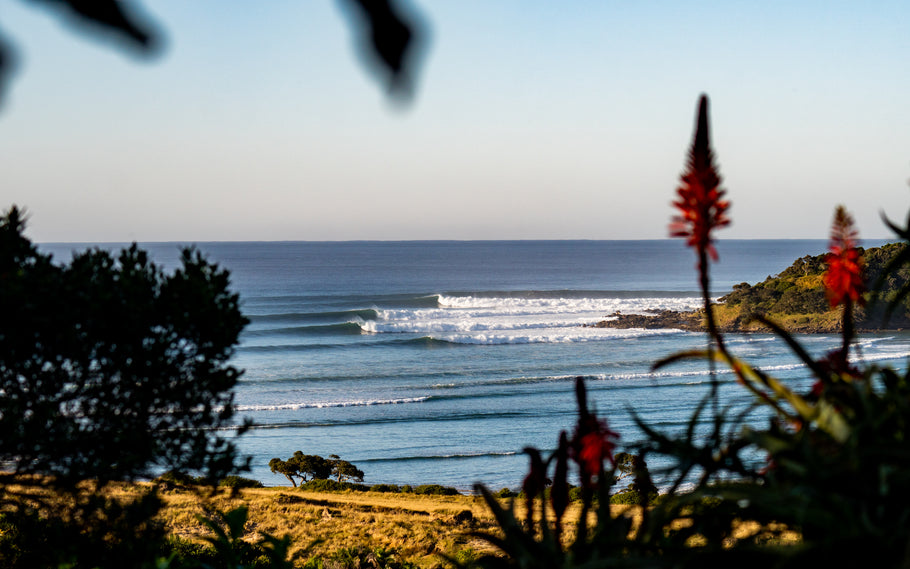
[670,95,730,261]
[569,377,620,488]
[824,206,865,308]
[571,415,619,488]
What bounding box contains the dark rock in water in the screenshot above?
[591,311,703,331]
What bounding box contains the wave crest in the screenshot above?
[237,396,431,412]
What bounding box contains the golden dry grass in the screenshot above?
[148,484,500,567]
[3,480,801,567]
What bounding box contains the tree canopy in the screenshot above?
[0,206,249,485]
[269,452,364,487]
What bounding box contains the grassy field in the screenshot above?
[146,484,504,567]
[149,485,799,565]
[2,479,801,567]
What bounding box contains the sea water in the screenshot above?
[39,239,910,491]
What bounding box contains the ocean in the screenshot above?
[39,239,910,491]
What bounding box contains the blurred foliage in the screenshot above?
[0,0,425,105]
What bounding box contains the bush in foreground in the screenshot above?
[0,208,250,569]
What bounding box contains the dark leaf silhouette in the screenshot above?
[344,0,423,99]
[1,0,425,106]
[25,0,160,51]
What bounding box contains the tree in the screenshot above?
[613,452,635,484]
[269,452,363,486]
[329,454,365,483]
[268,457,301,488]
[0,205,250,567]
[0,206,249,485]
[296,453,333,482]
[269,452,331,487]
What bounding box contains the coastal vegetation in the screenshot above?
[268,453,365,488]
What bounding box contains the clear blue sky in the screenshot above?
[1,1,908,242]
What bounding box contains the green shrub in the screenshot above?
[370,483,401,493]
[608,489,659,506]
[495,487,518,498]
[155,470,203,486]
[412,484,460,496]
[218,475,264,488]
[302,546,417,569]
[300,479,369,493]
[0,497,166,569]
[568,486,584,503]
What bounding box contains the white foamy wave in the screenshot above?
[856,350,910,364]
[361,295,704,341]
[434,451,519,459]
[435,294,702,315]
[755,363,808,373]
[755,350,910,370]
[605,368,731,381]
[436,327,684,345]
[726,336,778,344]
[237,396,430,412]
[360,317,585,334]
[857,336,894,346]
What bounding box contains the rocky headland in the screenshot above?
[591,242,910,334]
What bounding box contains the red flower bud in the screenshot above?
[670,95,730,261]
[823,206,865,308]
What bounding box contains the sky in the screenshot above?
[0,1,909,242]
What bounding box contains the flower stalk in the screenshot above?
[670,94,730,351]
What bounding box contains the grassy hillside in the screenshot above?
[154,486,493,567]
[136,484,792,568]
[714,241,910,332]
[597,242,910,333]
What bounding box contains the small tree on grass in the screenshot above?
[269,452,363,486]
[268,458,302,488]
[269,452,335,487]
[329,454,365,483]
